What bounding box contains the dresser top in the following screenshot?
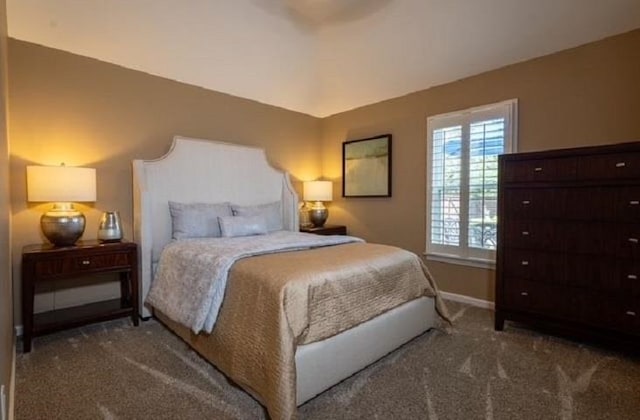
[500,140,640,161]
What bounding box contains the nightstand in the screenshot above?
[21,240,139,352]
[300,224,347,235]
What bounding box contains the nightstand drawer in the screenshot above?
[300,225,347,235]
[72,252,131,271]
[34,252,131,278]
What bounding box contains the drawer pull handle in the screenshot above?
[520,292,529,296]
[534,167,543,172]
[82,260,91,265]
[521,260,529,266]
[522,200,531,205]
[521,231,529,236]
[627,274,638,280]
[626,311,636,317]
[615,162,626,168]
[630,200,639,206]
[629,238,639,244]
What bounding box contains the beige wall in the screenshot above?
[8,39,322,323]
[0,0,13,411]
[7,29,640,325]
[321,29,640,302]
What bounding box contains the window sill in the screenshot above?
[423,253,496,270]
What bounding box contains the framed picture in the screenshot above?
[342,134,392,197]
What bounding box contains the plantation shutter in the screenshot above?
[426,99,517,265]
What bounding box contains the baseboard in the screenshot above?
[440,291,495,310]
[12,326,21,338]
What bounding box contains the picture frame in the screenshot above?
[342,134,392,197]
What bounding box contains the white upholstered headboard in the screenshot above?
[133,136,299,317]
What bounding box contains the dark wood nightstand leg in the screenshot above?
[129,258,140,326]
[495,311,505,331]
[119,272,130,305]
[119,271,139,326]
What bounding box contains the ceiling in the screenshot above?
[7,0,640,117]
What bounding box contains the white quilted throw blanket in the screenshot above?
[146,231,363,334]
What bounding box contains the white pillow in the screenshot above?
[231,201,283,232]
[169,201,232,239]
[218,215,268,237]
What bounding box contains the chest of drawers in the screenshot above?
[495,142,640,346]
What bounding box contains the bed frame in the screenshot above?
[132,136,436,405]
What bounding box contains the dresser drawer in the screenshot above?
[564,187,640,222]
[501,157,577,183]
[503,220,566,251]
[502,188,566,220]
[563,222,639,260]
[564,255,609,290]
[615,187,640,222]
[568,222,615,256]
[503,278,556,316]
[617,262,640,298]
[503,280,627,327]
[611,224,640,259]
[34,251,132,278]
[564,187,615,221]
[502,249,566,285]
[576,152,640,180]
[597,297,640,334]
[503,279,581,320]
[503,186,640,223]
[563,255,640,294]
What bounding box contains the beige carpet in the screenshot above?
[16,301,640,419]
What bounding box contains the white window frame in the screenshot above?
[425,99,518,268]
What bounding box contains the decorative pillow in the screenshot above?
[168,201,232,239]
[218,215,268,237]
[231,201,283,232]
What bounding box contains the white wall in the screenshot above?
[314,0,640,116]
[8,0,640,117]
[7,0,320,115]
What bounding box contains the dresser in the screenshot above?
[495,141,640,346]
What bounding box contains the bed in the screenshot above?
[132,136,448,419]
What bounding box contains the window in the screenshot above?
[426,99,517,267]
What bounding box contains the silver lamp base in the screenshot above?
[40,203,86,247]
[309,207,328,227]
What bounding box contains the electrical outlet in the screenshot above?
[1,384,6,420]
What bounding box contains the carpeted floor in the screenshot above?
[15,301,640,419]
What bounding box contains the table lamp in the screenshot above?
[27,164,97,246]
[303,180,332,227]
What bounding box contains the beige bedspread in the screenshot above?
[156,242,449,420]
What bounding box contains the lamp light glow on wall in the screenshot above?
[27,164,97,247]
[303,180,332,227]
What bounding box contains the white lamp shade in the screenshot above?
[303,180,332,202]
[27,165,97,202]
